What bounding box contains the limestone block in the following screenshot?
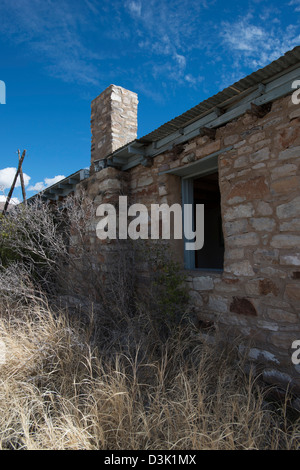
[193,276,214,291]
[224,219,248,236]
[250,147,270,163]
[137,175,154,187]
[256,201,273,216]
[253,248,279,264]
[224,203,254,221]
[233,156,248,168]
[279,145,300,161]
[189,290,204,308]
[246,347,280,364]
[248,131,265,144]
[271,176,299,194]
[280,254,300,266]
[224,134,239,145]
[271,163,297,181]
[267,308,298,324]
[250,217,275,232]
[263,369,293,388]
[237,145,253,155]
[271,234,300,248]
[195,139,221,158]
[285,284,300,302]
[208,295,228,313]
[276,196,300,219]
[253,139,271,151]
[225,260,255,276]
[226,232,259,247]
[225,248,244,260]
[226,176,269,201]
[280,218,300,231]
[158,183,168,197]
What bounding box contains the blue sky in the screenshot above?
[0,0,300,203]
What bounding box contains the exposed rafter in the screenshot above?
[27,169,90,204]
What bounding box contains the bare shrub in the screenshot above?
[0,191,145,356]
[0,191,103,300]
[0,198,67,295]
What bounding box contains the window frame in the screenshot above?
[181,154,222,271]
[158,145,233,271]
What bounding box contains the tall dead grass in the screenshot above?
[0,297,299,450]
[1,199,300,450]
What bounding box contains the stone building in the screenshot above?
[38,46,300,392]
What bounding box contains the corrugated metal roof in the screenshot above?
[138,45,300,144]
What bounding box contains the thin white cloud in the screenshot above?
[289,0,300,12]
[27,182,47,192]
[223,24,265,53]
[0,167,31,191]
[28,175,65,193]
[125,0,211,85]
[44,175,66,187]
[174,53,186,70]
[127,1,142,16]
[184,74,204,86]
[221,16,300,70]
[83,0,100,15]
[0,0,102,86]
[0,195,20,205]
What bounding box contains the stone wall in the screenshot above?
[80,91,300,392]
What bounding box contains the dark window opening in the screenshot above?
[193,172,224,270]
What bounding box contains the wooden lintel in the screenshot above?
[199,126,216,140]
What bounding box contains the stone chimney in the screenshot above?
[90,84,138,172]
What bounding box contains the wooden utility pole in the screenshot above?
[2,149,26,215]
[18,149,27,204]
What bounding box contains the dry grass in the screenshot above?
[0,298,300,450]
[1,196,299,450]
